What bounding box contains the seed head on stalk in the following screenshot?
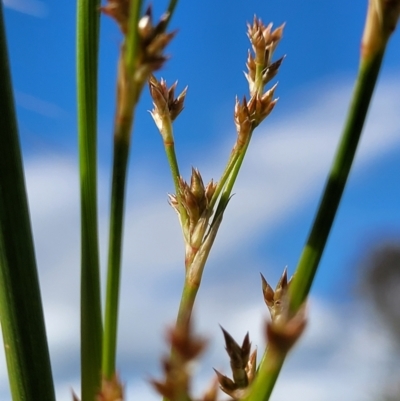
[245,17,285,96]
[214,328,257,399]
[151,321,207,401]
[102,3,177,109]
[168,169,217,267]
[261,269,307,353]
[149,75,188,139]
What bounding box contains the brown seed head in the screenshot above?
[261,267,290,323]
[245,16,285,96]
[149,75,187,132]
[151,320,206,401]
[215,327,256,395]
[168,171,215,256]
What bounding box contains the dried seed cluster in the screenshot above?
[149,75,187,135]
[151,323,207,401]
[168,169,217,266]
[233,17,284,151]
[214,328,257,400]
[245,17,285,96]
[261,268,307,352]
[102,4,175,80]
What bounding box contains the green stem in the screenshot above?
[76,0,103,399]
[0,4,56,400]
[164,140,180,198]
[289,49,385,312]
[125,0,143,74]
[209,149,241,211]
[245,348,284,401]
[246,46,387,401]
[102,129,131,378]
[176,281,199,330]
[212,135,251,226]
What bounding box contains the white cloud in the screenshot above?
[2,0,48,17]
[0,77,399,400]
[15,91,67,119]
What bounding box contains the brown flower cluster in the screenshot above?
[245,17,285,96]
[168,169,217,266]
[233,17,284,150]
[214,328,257,399]
[261,268,307,353]
[149,75,187,135]
[234,86,277,149]
[102,3,175,75]
[151,323,207,401]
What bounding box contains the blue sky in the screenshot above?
[1,1,400,400]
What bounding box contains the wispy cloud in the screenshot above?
[15,91,66,119]
[2,0,48,17]
[0,76,399,400]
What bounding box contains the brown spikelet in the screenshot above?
[261,268,307,352]
[151,320,207,401]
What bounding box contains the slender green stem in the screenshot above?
[164,138,180,197]
[176,281,199,330]
[76,0,102,399]
[125,0,143,74]
[212,135,252,226]
[160,117,188,229]
[209,149,241,210]
[0,5,55,400]
[102,124,132,378]
[289,50,385,312]
[245,45,387,401]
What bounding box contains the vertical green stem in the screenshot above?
[289,50,385,312]
[102,124,132,379]
[76,0,102,399]
[245,47,387,401]
[0,4,56,401]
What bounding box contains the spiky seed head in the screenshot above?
[220,327,252,387]
[149,76,187,132]
[260,267,293,323]
[245,16,284,96]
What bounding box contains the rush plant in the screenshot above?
[0,1,399,401]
